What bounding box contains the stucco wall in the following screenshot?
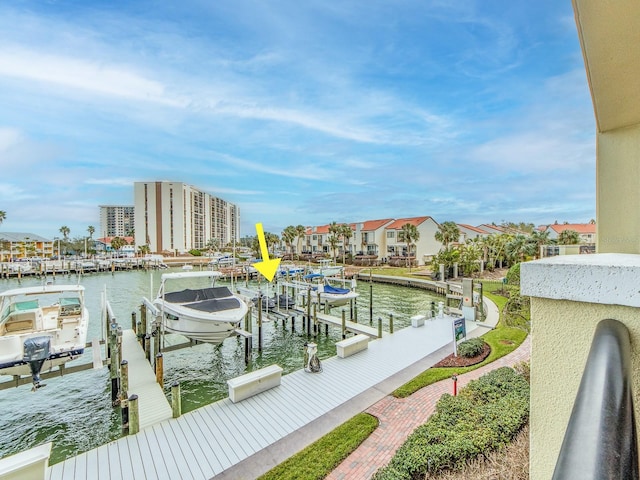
[597,124,640,254]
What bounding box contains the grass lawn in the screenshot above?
[257,413,378,480]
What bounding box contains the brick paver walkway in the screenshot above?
[326,336,531,480]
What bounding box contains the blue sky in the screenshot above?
[0,1,595,240]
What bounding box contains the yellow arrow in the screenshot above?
[254,223,281,282]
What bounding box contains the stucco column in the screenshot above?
[521,253,640,479]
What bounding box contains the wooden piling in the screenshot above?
[369,283,373,324]
[121,360,129,431]
[109,327,120,406]
[144,334,151,363]
[172,382,181,418]
[258,296,263,352]
[131,311,137,334]
[155,353,163,386]
[378,317,383,338]
[128,395,139,435]
[341,309,346,339]
[389,313,394,334]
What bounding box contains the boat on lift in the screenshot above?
[296,273,358,308]
[153,271,249,344]
[0,284,89,389]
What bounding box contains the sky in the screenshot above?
[0,0,596,240]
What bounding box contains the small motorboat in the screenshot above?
[153,271,249,344]
[0,284,89,389]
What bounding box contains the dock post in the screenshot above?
[140,304,147,339]
[389,313,394,334]
[258,297,263,353]
[144,334,151,363]
[172,382,181,418]
[369,283,373,325]
[325,323,328,335]
[354,304,358,323]
[155,353,163,386]
[121,360,129,431]
[350,299,354,320]
[291,315,295,332]
[306,288,311,332]
[378,317,383,338]
[131,311,137,335]
[128,395,139,435]
[110,329,120,406]
[312,303,317,336]
[116,327,123,369]
[341,309,346,339]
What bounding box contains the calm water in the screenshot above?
[0,268,443,464]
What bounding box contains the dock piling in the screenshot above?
[172,382,181,418]
[378,317,383,338]
[389,313,394,334]
[128,395,139,435]
[121,360,129,431]
[155,353,163,386]
[341,310,346,339]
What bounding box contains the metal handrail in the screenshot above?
[552,318,638,479]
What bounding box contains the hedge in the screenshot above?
[373,367,529,480]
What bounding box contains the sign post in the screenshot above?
[452,317,466,356]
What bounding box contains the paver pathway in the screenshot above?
[326,335,531,480]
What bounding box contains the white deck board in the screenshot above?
[49,316,475,479]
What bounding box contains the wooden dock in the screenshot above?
[301,309,379,338]
[120,329,172,430]
[47,315,478,480]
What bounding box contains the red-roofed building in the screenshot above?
[384,216,440,265]
[457,224,492,242]
[542,222,597,245]
[354,219,394,257]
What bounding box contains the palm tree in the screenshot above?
[87,226,95,238]
[400,223,420,271]
[339,224,353,265]
[528,230,550,259]
[459,239,483,276]
[434,221,460,249]
[558,229,581,245]
[59,226,70,240]
[327,233,340,263]
[295,225,307,257]
[506,234,534,263]
[110,236,126,255]
[0,210,6,227]
[281,226,297,256]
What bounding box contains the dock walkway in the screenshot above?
[120,330,173,430]
[48,315,479,480]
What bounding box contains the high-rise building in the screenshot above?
[99,205,135,238]
[133,181,240,253]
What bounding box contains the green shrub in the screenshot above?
[188,249,202,256]
[505,263,521,286]
[374,367,529,479]
[457,338,485,358]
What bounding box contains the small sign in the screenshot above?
[452,317,466,356]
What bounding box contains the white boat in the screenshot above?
[312,259,343,277]
[153,271,249,344]
[182,264,194,271]
[0,284,89,389]
[296,273,358,308]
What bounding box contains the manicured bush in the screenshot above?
[374,367,529,479]
[457,338,485,358]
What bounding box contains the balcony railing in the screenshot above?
[552,318,638,480]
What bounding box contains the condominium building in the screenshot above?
[99,205,135,238]
[133,181,240,254]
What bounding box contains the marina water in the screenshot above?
[0,268,444,464]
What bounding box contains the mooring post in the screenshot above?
[131,311,137,334]
[309,303,315,333]
[350,299,354,320]
[258,296,263,352]
[121,360,129,431]
[144,334,151,363]
[128,395,139,435]
[140,304,147,339]
[171,382,181,418]
[389,313,394,334]
[341,309,346,339]
[369,283,373,325]
[306,288,311,331]
[110,328,120,406]
[354,304,358,323]
[155,353,163,386]
[378,317,383,338]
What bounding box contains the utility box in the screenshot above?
[462,278,476,321]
